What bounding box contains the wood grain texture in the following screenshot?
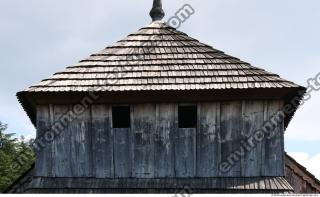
[91,104,113,178]
[262,100,284,176]
[175,128,196,177]
[220,101,242,177]
[69,106,92,177]
[35,105,52,176]
[154,103,175,177]
[197,102,220,177]
[52,105,72,177]
[34,101,286,179]
[113,128,132,178]
[241,100,264,177]
[132,104,156,178]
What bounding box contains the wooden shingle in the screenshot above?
[20,21,300,93]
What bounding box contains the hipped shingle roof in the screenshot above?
[23,21,300,92]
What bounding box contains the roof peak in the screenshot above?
[145,20,171,29]
[149,0,165,22]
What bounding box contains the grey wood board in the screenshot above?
[154,103,175,177]
[132,104,156,178]
[35,105,52,176]
[51,105,72,177]
[113,128,132,178]
[220,101,242,177]
[69,105,92,177]
[241,100,264,177]
[197,102,220,177]
[91,104,114,178]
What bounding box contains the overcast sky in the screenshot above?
[0,0,319,178]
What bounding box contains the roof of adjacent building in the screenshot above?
[21,21,301,93]
[285,153,320,193]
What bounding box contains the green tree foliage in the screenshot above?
[0,122,35,192]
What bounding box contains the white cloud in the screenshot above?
[285,92,320,141]
[23,134,35,141]
[288,152,320,180]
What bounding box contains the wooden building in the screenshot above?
[9,0,316,194]
[6,154,320,193]
[285,153,320,193]
[6,155,320,193]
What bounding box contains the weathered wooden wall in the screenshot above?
[35,100,284,178]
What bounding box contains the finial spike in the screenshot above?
[150,0,165,21]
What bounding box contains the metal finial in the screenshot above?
[150,0,165,21]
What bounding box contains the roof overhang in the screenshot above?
[17,86,306,129]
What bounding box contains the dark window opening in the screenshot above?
[178,105,197,128]
[112,106,131,128]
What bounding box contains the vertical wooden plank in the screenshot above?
[91,104,113,178]
[154,103,175,177]
[279,100,285,177]
[129,105,134,177]
[220,101,242,177]
[174,104,196,177]
[35,105,52,176]
[69,106,92,177]
[52,105,72,177]
[216,102,222,176]
[262,100,284,176]
[240,100,264,177]
[113,128,131,178]
[197,102,219,177]
[261,100,268,176]
[132,104,156,178]
[175,128,196,177]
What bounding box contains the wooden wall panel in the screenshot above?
[91,105,113,178]
[113,128,131,178]
[35,105,52,176]
[175,128,196,177]
[132,104,156,178]
[175,103,196,178]
[241,101,264,177]
[154,103,175,177]
[220,101,242,177]
[69,106,92,177]
[262,100,284,176]
[52,105,72,177]
[197,102,220,177]
[35,100,285,179]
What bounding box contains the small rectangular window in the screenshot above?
[178,105,197,128]
[112,106,131,128]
